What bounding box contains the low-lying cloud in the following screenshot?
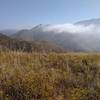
[42,24,100,34]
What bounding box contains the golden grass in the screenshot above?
[0,51,100,100]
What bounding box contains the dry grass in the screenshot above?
[0,51,100,100]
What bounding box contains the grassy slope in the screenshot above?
[0,52,100,100]
[0,33,64,53]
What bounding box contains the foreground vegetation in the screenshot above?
[0,51,100,100]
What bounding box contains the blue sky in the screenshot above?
[0,0,100,29]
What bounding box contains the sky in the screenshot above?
[0,0,100,29]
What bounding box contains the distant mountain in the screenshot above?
[75,18,100,26]
[10,18,100,52]
[11,25,84,52]
[0,29,18,36]
[0,33,64,53]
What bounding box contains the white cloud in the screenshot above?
[42,24,100,34]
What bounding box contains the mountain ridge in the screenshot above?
[2,18,100,52]
[75,18,100,26]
